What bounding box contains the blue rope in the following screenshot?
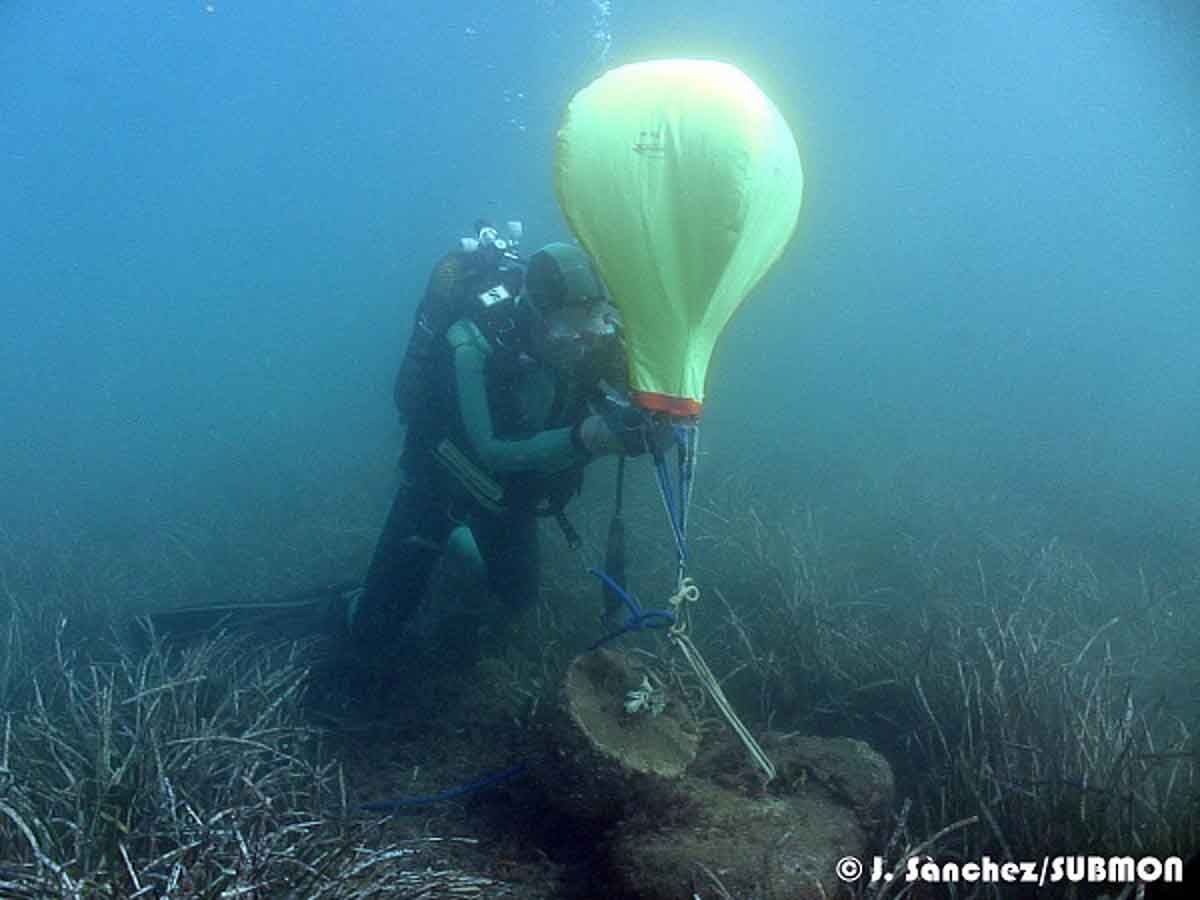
[359,763,528,813]
[653,451,689,564]
[587,568,676,650]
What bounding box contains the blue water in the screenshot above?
[2,0,1198,566]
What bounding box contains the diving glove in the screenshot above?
[574,414,625,457]
[575,392,677,458]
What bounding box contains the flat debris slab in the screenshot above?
[609,734,896,900]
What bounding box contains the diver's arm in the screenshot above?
[451,326,588,475]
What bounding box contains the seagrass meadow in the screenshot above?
[1,454,1197,896]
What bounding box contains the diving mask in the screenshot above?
[540,301,621,367]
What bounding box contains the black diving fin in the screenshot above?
[134,580,361,644]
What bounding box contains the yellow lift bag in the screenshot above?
[555,59,804,416]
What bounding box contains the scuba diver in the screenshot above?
[136,221,669,661]
[345,221,670,662]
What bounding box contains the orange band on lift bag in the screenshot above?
[631,391,703,418]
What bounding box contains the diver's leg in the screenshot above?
[444,523,486,586]
[474,510,541,614]
[350,462,452,657]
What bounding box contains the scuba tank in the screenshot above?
[393,220,525,424]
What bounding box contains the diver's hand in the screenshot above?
[641,415,678,457]
[581,398,678,458]
[574,415,624,457]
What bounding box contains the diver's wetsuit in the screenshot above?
[352,273,603,660]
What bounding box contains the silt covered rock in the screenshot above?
[608,734,895,899]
